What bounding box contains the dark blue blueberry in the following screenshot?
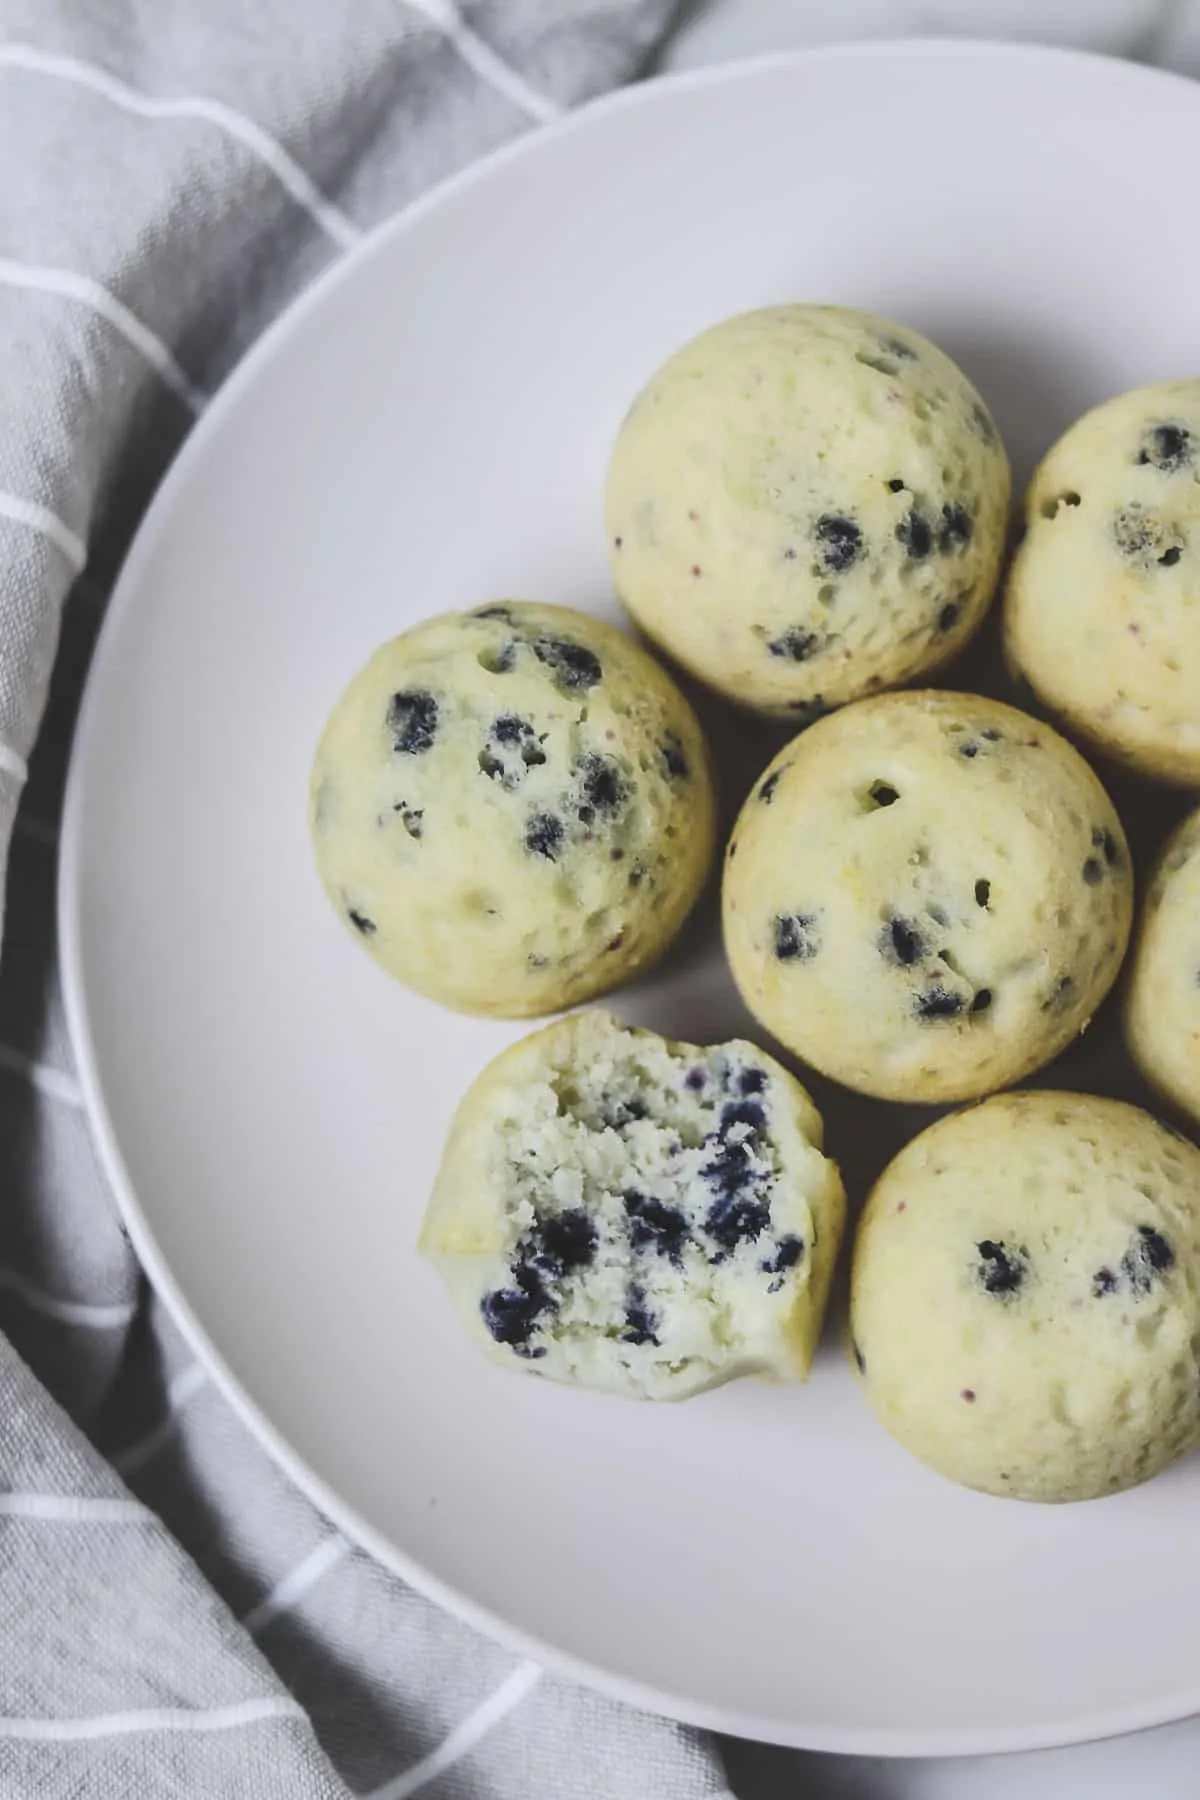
[758,768,784,804]
[684,1066,707,1092]
[481,1266,550,1352]
[869,781,900,807]
[621,1283,659,1346]
[1122,1226,1174,1295]
[525,812,564,860]
[737,1066,767,1095]
[762,1235,804,1288]
[1092,1266,1118,1297]
[976,1240,1028,1296]
[1138,423,1192,473]
[660,735,689,780]
[484,1208,599,1354]
[938,602,961,632]
[813,514,863,573]
[881,916,925,967]
[897,510,933,559]
[1082,857,1104,886]
[971,988,993,1014]
[624,1191,691,1264]
[575,753,626,823]
[485,716,545,782]
[721,1098,767,1135]
[482,739,544,787]
[915,986,964,1020]
[1160,545,1183,567]
[701,1134,756,1202]
[387,690,438,754]
[768,628,822,662]
[938,503,973,552]
[533,636,602,692]
[529,1209,598,1279]
[887,477,906,493]
[773,912,819,962]
[705,1192,771,1254]
[492,713,528,745]
[347,908,376,936]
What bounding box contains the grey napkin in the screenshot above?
[0,5,736,1796]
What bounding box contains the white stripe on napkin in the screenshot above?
[0,259,205,412]
[0,1265,136,1329]
[0,1695,306,1743]
[0,44,363,251]
[0,490,87,571]
[366,1662,542,1800]
[111,1362,208,1474]
[404,0,562,123]
[241,1533,352,1635]
[0,1043,83,1106]
[0,743,27,784]
[0,1492,152,1523]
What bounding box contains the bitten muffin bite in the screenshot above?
[420,1010,846,1399]
[605,304,1010,720]
[1006,379,1200,784]
[723,691,1132,1104]
[1126,809,1200,1127]
[851,1092,1200,1502]
[310,603,716,1016]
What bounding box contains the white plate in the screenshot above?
[60,40,1200,1758]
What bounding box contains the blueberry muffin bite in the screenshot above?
[1005,379,1200,784]
[1126,809,1200,1126]
[851,1092,1200,1501]
[605,304,1010,719]
[420,1010,845,1399]
[722,691,1132,1104]
[310,603,715,1016]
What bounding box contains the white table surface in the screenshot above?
[661,3,1200,1795]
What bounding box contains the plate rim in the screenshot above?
[58,35,1200,1758]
